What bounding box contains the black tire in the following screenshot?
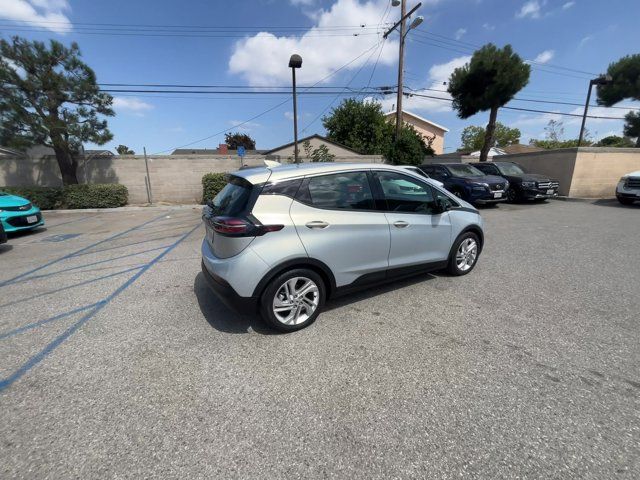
[447,232,481,276]
[506,187,519,203]
[617,197,635,205]
[260,268,326,332]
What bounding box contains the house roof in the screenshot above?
[502,143,544,154]
[262,134,363,155]
[171,148,266,155]
[384,110,449,133]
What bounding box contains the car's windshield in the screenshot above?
[497,163,525,175]
[446,164,485,178]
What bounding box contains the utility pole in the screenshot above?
[578,74,613,147]
[383,2,423,141]
[395,0,407,142]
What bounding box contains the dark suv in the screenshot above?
[469,161,559,202]
[419,163,509,205]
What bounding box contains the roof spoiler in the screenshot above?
[264,160,282,168]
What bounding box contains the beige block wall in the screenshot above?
[570,148,640,198]
[0,154,383,204]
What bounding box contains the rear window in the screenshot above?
[210,176,253,216]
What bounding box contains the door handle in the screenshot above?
[393,220,409,228]
[305,221,329,229]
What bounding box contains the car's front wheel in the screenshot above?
[506,187,519,203]
[617,196,635,205]
[447,232,480,276]
[260,268,326,332]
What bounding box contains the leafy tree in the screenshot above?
[323,99,394,154]
[448,44,530,162]
[116,144,135,155]
[0,36,114,184]
[460,122,521,151]
[529,119,591,149]
[623,111,640,147]
[595,135,635,148]
[385,125,433,166]
[224,132,256,150]
[309,144,335,162]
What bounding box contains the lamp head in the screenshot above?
[289,54,303,69]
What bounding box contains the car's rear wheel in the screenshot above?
[260,268,325,332]
[617,197,635,205]
[447,232,480,276]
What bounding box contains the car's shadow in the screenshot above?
[0,244,13,253]
[6,226,48,240]
[194,270,438,335]
[591,199,640,209]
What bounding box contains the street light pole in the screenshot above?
[578,74,613,147]
[289,54,303,163]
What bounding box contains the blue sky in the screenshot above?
[1,0,639,153]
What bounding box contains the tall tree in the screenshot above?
[116,144,135,155]
[596,135,635,148]
[323,99,394,154]
[224,132,256,150]
[448,44,530,162]
[597,54,640,147]
[529,119,591,149]
[460,122,521,151]
[623,111,640,147]
[0,37,114,184]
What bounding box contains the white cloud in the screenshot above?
[482,23,495,31]
[516,1,542,19]
[290,0,316,5]
[372,55,471,114]
[228,120,261,131]
[533,49,554,64]
[562,1,575,9]
[0,0,71,33]
[454,28,466,40]
[228,0,399,86]
[579,34,593,48]
[112,97,153,116]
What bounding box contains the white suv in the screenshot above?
[201,163,484,331]
[616,171,640,205]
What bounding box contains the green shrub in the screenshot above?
[0,186,64,210]
[0,184,128,209]
[202,173,228,204]
[62,184,128,209]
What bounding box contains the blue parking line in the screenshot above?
[0,302,102,340]
[68,233,182,258]
[0,265,143,310]
[0,212,169,288]
[0,222,200,392]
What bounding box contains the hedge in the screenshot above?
[202,172,228,204]
[0,184,128,210]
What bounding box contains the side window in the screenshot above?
[261,178,302,198]
[432,186,459,209]
[435,167,450,178]
[297,171,375,210]
[375,171,437,214]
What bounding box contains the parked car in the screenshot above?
[399,165,444,187]
[0,191,45,233]
[469,161,559,202]
[616,170,640,205]
[418,163,509,205]
[201,163,484,332]
[0,222,7,244]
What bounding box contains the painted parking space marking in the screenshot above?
[41,233,83,243]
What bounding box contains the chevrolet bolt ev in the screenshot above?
[201,163,484,332]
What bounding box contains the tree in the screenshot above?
[385,125,433,166]
[301,139,335,162]
[596,135,635,148]
[529,119,591,149]
[323,99,394,154]
[623,111,640,147]
[460,122,521,151]
[116,144,135,155]
[224,132,256,150]
[448,44,530,162]
[0,36,114,184]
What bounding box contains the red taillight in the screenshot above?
[212,216,283,236]
[212,217,251,234]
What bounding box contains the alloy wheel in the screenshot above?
[455,238,478,272]
[272,277,320,325]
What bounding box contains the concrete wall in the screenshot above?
[0,154,383,204]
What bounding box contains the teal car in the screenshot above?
[0,192,45,233]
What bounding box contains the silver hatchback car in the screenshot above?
[201,163,484,331]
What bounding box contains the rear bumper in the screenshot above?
[201,261,258,314]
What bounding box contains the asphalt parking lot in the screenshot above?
[1,199,639,479]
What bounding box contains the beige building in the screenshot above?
[384,110,449,154]
[263,134,368,162]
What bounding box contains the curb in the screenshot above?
[42,204,203,213]
[550,196,613,203]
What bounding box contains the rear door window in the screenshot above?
[210,176,254,216]
[374,171,438,214]
[296,171,375,210]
